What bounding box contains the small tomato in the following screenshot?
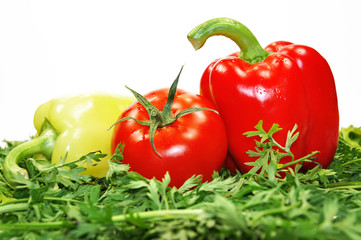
[111,68,228,188]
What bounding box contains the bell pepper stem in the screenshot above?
[3,119,59,186]
[187,17,270,64]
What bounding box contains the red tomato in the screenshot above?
[111,88,228,188]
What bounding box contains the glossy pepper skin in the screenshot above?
[3,93,134,185]
[188,18,339,173]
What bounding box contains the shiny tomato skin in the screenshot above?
[111,88,228,188]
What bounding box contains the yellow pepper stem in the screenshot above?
[3,119,59,186]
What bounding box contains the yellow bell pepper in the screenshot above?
[3,93,134,185]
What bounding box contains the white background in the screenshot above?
[0,0,360,145]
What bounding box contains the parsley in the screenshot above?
[1,123,361,239]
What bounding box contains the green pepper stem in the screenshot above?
[187,17,270,64]
[2,119,59,186]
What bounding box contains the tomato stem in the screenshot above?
[111,66,217,157]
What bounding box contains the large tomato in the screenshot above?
[111,87,228,188]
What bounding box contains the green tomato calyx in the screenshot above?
[109,66,218,157]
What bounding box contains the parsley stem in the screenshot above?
[0,196,83,206]
[326,181,361,189]
[0,209,204,231]
[270,138,295,161]
[44,196,83,204]
[251,203,300,225]
[0,221,75,231]
[0,172,14,189]
[112,209,204,222]
[280,151,320,169]
[0,202,28,215]
[341,157,361,166]
[0,197,87,214]
[225,178,246,198]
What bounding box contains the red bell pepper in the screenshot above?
[187,18,339,173]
